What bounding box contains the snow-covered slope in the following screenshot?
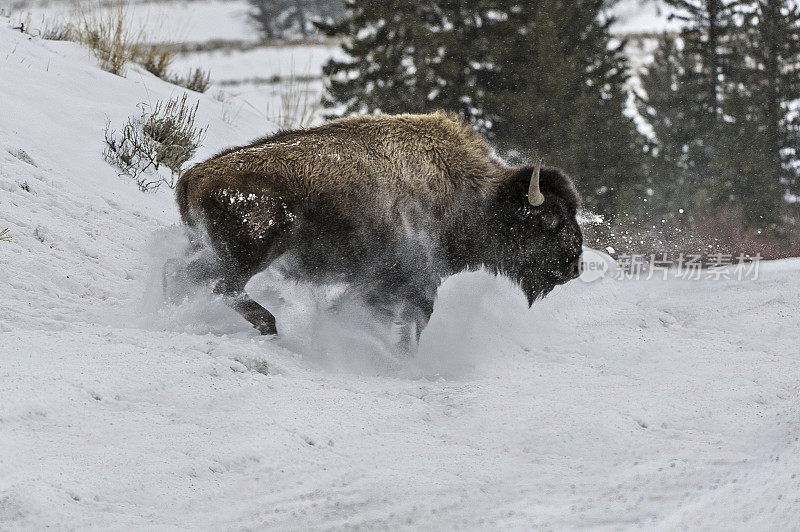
[2,23,800,530]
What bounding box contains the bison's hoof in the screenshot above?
[255,323,277,336]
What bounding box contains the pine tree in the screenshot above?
[318,1,486,119]
[637,1,740,223]
[318,2,434,114]
[476,0,647,215]
[640,0,800,230]
[321,0,648,216]
[659,1,734,182]
[720,0,800,228]
[636,35,698,219]
[716,90,778,227]
[664,0,734,117]
[249,0,344,40]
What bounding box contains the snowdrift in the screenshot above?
[1,22,800,529]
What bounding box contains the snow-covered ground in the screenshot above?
[2,18,800,531]
[172,45,346,84]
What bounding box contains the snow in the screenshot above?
[2,19,800,530]
[167,43,347,125]
[171,44,347,84]
[608,0,683,35]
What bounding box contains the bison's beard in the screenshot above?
[519,276,557,307]
[486,260,560,308]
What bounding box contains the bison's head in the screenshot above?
[492,161,583,305]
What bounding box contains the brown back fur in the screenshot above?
[177,111,512,228]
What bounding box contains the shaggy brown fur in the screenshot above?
[174,111,583,348]
[181,111,507,215]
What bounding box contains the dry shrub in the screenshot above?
[36,3,200,90]
[40,20,76,41]
[14,13,74,40]
[139,45,176,79]
[271,72,321,128]
[72,2,140,76]
[170,67,212,93]
[689,207,800,260]
[46,2,175,78]
[104,94,207,191]
[249,68,321,129]
[584,206,800,262]
[0,228,11,242]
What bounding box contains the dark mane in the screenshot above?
[540,166,582,210]
[504,165,582,211]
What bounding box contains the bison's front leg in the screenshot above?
[400,287,436,351]
[364,282,435,355]
[394,300,433,355]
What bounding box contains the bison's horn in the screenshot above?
[528,158,545,207]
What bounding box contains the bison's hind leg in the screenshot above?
[168,253,279,335]
[183,186,292,336]
[213,273,277,336]
[392,291,435,356]
[161,232,278,335]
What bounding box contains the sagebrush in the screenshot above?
[170,67,212,93]
[139,46,177,79]
[258,71,321,129]
[104,94,207,191]
[72,2,140,76]
[39,2,178,80]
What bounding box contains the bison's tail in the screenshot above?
[175,169,198,228]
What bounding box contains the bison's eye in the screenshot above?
[541,213,560,231]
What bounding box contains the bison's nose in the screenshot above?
[569,258,581,279]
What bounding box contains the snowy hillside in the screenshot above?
[2,21,800,530]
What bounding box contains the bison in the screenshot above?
[175,111,583,351]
